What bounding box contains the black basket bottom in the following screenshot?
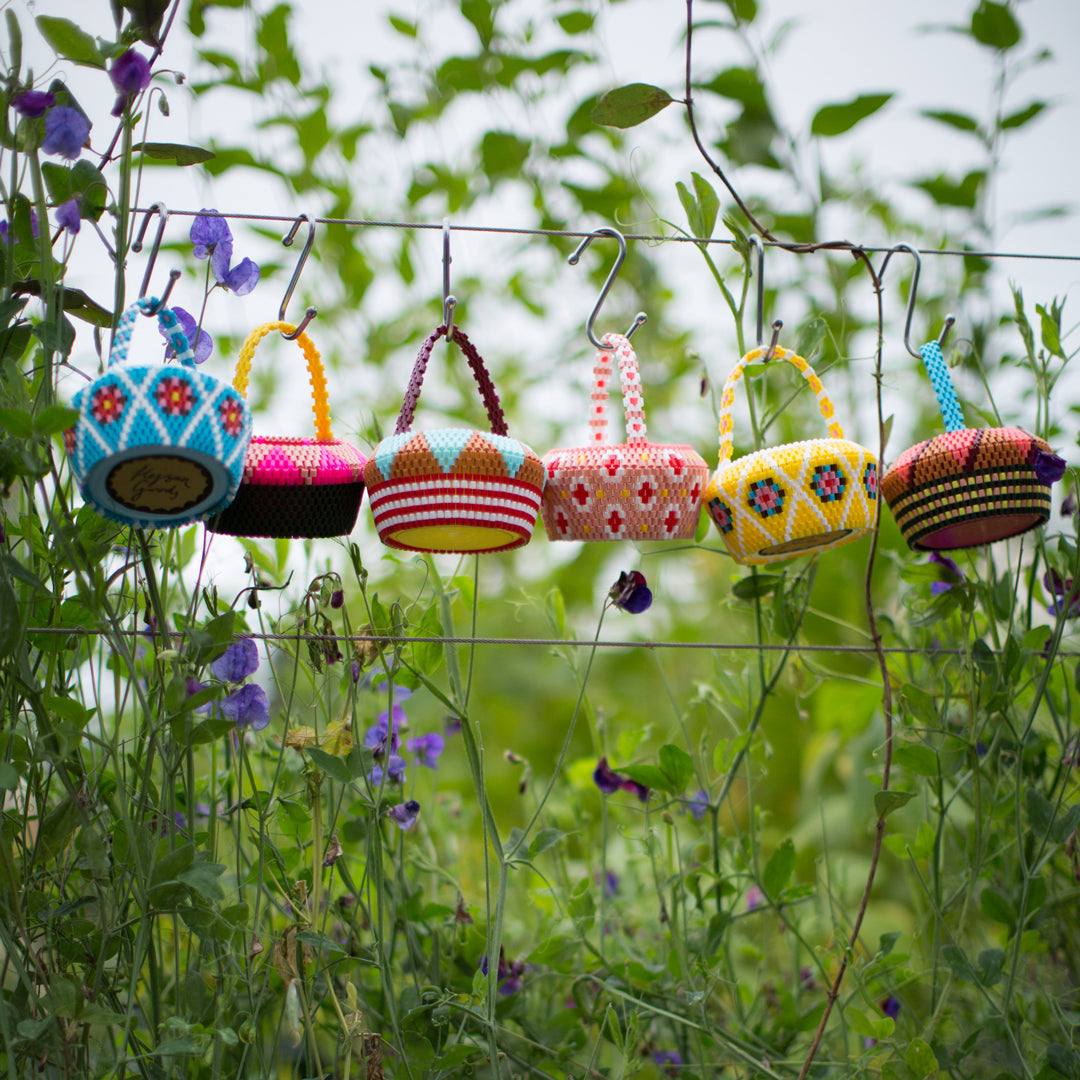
[208,481,365,539]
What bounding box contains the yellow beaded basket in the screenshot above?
[703,346,878,565]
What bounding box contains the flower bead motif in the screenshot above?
[748,477,785,518]
[661,506,682,534]
[219,397,245,437]
[569,477,591,508]
[863,462,877,500]
[709,497,735,534]
[811,464,846,503]
[604,505,626,537]
[91,384,128,425]
[155,376,197,417]
[636,476,658,507]
[602,453,623,479]
[553,509,570,536]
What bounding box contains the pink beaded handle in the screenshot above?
[588,333,648,445]
[395,324,508,436]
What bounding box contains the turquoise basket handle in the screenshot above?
[108,298,194,369]
[919,339,965,434]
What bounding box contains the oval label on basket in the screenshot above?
[105,454,213,514]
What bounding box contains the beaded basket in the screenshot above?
[703,346,878,565]
[363,325,544,554]
[65,299,252,528]
[209,322,367,539]
[881,340,1052,550]
[541,333,707,541]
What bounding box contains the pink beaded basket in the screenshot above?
[363,324,545,554]
[541,333,708,541]
[209,322,367,539]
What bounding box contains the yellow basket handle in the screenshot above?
[717,346,844,464]
[233,321,333,442]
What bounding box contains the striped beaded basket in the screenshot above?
[65,299,252,528]
[363,325,544,554]
[703,346,878,565]
[209,322,367,539]
[881,340,1052,550]
[541,333,707,541]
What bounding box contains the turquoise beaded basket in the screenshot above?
[65,299,253,528]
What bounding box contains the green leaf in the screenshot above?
[34,16,106,67]
[529,828,566,858]
[618,763,668,792]
[762,838,795,899]
[970,1,1021,50]
[0,762,19,790]
[913,171,985,209]
[731,573,783,600]
[388,15,417,37]
[921,109,980,134]
[1045,1044,1080,1080]
[0,407,34,439]
[177,862,226,902]
[480,131,530,179]
[700,67,766,109]
[977,947,1005,987]
[875,790,915,820]
[1037,303,1066,359]
[123,0,171,46]
[296,929,346,955]
[557,11,594,34]
[1026,787,1055,837]
[1001,101,1047,130]
[972,638,997,678]
[33,405,79,438]
[942,944,978,983]
[437,1044,481,1069]
[723,0,757,21]
[658,744,695,793]
[894,744,938,778]
[980,886,1016,928]
[132,142,216,166]
[591,83,675,129]
[307,747,352,785]
[905,1038,939,1076]
[811,93,892,137]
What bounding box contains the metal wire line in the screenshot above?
[137,207,1080,263]
[22,625,1080,658]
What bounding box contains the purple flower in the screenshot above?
[1061,493,1077,517]
[221,683,271,730]
[800,966,815,990]
[350,659,362,683]
[12,90,55,118]
[370,754,406,786]
[366,705,405,758]
[387,799,420,830]
[1045,570,1080,618]
[881,995,900,1020]
[160,306,213,364]
[653,1050,683,1067]
[407,732,444,769]
[42,106,90,160]
[609,570,652,613]
[1034,451,1067,485]
[211,637,259,682]
[330,589,344,609]
[479,950,526,996]
[929,551,964,596]
[445,714,462,735]
[56,197,80,235]
[603,870,619,899]
[373,682,412,703]
[686,788,709,820]
[592,757,649,802]
[745,885,763,912]
[221,256,260,296]
[109,50,151,116]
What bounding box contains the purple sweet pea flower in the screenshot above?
[881,995,900,1020]
[211,637,259,682]
[366,705,406,758]
[407,732,444,769]
[190,211,234,280]
[221,683,271,730]
[12,90,55,118]
[479,950,526,996]
[745,885,763,912]
[110,50,152,116]
[370,755,407,786]
[1034,451,1067,485]
[42,106,90,160]
[160,306,213,364]
[929,551,964,596]
[1044,570,1080,618]
[1061,493,1077,517]
[653,1050,683,1068]
[330,589,344,609]
[592,757,649,802]
[686,788,710,820]
[221,256,260,296]
[609,570,652,613]
[387,799,420,830]
[56,197,80,235]
[603,870,619,899]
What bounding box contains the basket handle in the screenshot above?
[919,339,965,433]
[717,346,845,464]
[232,321,333,442]
[589,332,648,446]
[109,298,195,370]
[395,324,508,437]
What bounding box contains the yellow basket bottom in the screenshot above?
[385,523,522,553]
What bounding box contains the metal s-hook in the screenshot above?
[568,226,647,350]
[279,213,318,340]
[748,235,783,361]
[133,202,180,314]
[878,242,957,359]
[442,218,456,342]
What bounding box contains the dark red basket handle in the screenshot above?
[395,324,508,437]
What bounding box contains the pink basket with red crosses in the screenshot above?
[540,333,708,542]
